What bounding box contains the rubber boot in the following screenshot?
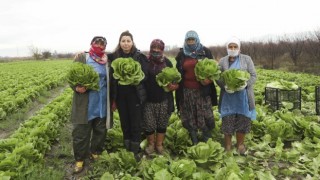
[202,129,212,142]
[236,132,246,155]
[124,139,130,151]
[189,130,198,145]
[130,141,142,161]
[155,133,165,154]
[224,134,232,152]
[145,134,155,155]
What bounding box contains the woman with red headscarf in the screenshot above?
[70,36,111,173]
[143,39,178,155]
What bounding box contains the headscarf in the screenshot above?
[183,30,204,58]
[226,36,241,49]
[89,36,108,64]
[149,39,165,63]
[226,36,241,57]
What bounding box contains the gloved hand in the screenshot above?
[235,82,247,91]
[224,85,235,93]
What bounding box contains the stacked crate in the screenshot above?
[265,87,301,110]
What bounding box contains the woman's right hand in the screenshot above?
[167,83,179,91]
[75,85,87,93]
[111,100,117,111]
[74,51,85,59]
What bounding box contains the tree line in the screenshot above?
[26,29,320,74]
[165,29,320,74]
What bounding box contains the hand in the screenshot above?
[75,85,87,93]
[167,83,179,91]
[235,82,247,91]
[111,100,117,112]
[200,78,212,86]
[73,51,85,59]
[224,85,234,93]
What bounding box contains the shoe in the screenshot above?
[145,134,155,155]
[237,144,247,156]
[189,130,198,145]
[73,161,84,174]
[90,153,99,161]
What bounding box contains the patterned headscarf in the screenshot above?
[149,39,165,63]
[183,30,203,58]
[89,36,108,64]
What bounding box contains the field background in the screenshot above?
[0,58,320,179]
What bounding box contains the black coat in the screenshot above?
[108,49,148,105]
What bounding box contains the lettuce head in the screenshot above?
[111,57,145,85]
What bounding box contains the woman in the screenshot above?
[70,36,110,173]
[144,39,178,155]
[175,30,218,145]
[108,30,148,160]
[217,36,257,155]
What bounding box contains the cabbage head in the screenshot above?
[156,67,181,92]
[67,62,99,90]
[111,57,145,85]
[221,69,250,91]
[195,58,221,82]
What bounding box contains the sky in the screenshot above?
[0,0,319,57]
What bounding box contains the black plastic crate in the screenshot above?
[265,87,301,110]
[316,86,320,115]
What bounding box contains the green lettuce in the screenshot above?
[155,67,181,92]
[195,58,221,82]
[266,80,299,90]
[111,57,145,85]
[221,69,250,91]
[66,62,99,90]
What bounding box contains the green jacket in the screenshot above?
[70,53,112,127]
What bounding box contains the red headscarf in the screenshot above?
[89,36,108,64]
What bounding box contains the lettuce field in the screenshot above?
[0,60,320,179]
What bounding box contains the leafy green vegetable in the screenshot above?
[221,69,250,91]
[195,58,221,82]
[66,62,99,90]
[156,67,181,92]
[266,80,299,90]
[169,159,196,178]
[111,57,145,85]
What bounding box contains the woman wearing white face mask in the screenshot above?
[216,36,257,155]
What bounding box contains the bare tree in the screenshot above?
[304,29,320,65]
[29,45,42,60]
[280,34,305,66]
[263,39,282,69]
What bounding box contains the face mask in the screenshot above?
[227,49,239,57]
[187,44,197,51]
[151,52,162,58]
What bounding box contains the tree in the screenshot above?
[280,35,305,66]
[29,45,42,60]
[263,39,282,69]
[304,29,320,65]
[42,50,52,59]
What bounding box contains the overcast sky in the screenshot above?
[0,0,319,57]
